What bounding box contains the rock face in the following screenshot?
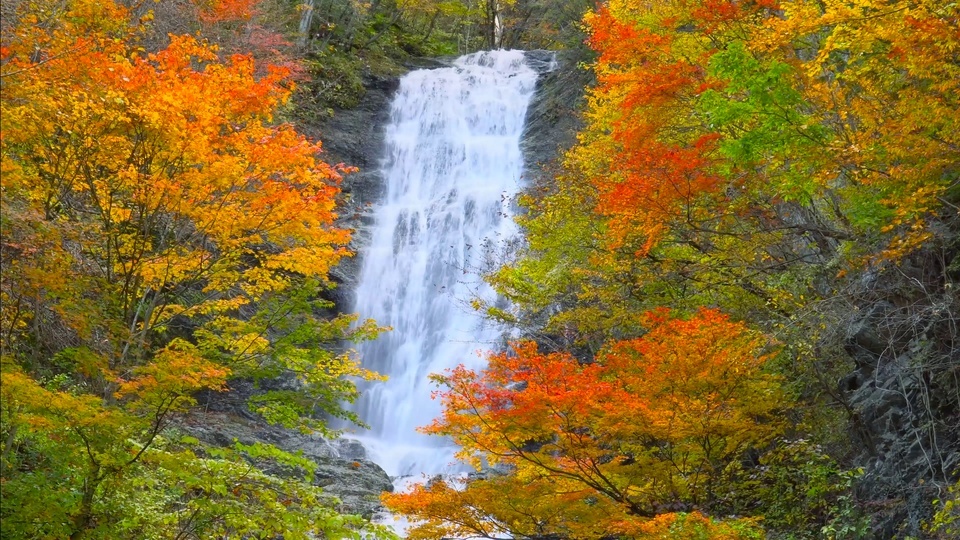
[300,72,400,313]
[177,410,393,518]
[520,49,590,184]
[838,246,960,537]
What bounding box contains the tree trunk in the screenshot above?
[419,8,441,45]
[69,464,101,540]
[297,0,317,48]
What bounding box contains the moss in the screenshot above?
[293,47,407,122]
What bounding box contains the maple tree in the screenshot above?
[437,0,959,537]
[488,0,958,349]
[482,0,809,350]
[1,0,388,537]
[384,309,782,538]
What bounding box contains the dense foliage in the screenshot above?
[385,309,780,538]
[0,0,393,538]
[385,0,960,538]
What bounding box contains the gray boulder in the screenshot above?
[177,411,393,518]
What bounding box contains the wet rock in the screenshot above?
[523,49,559,74]
[332,438,369,461]
[177,411,393,518]
[301,72,402,314]
[312,455,395,517]
[520,49,590,183]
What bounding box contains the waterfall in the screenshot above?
[351,50,538,478]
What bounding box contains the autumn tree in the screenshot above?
[0,0,387,537]
[479,0,958,535]
[483,0,810,351]
[752,0,960,258]
[486,0,958,346]
[384,309,782,539]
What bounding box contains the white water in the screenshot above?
[351,50,538,479]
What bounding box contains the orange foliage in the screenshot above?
[576,0,959,262]
[0,1,375,537]
[198,0,261,23]
[1,0,351,417]
[385,309,781,539]
[581,7,724,254]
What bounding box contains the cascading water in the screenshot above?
[350,50,538,479]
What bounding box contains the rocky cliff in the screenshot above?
[520,49,591,180]
[839,242,959,537]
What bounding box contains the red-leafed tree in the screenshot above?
[384,308,782,539]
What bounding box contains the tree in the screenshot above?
[384,308,782,539]
[1,0,387,537]
[478,0,959,535]
[754,0,960,258]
